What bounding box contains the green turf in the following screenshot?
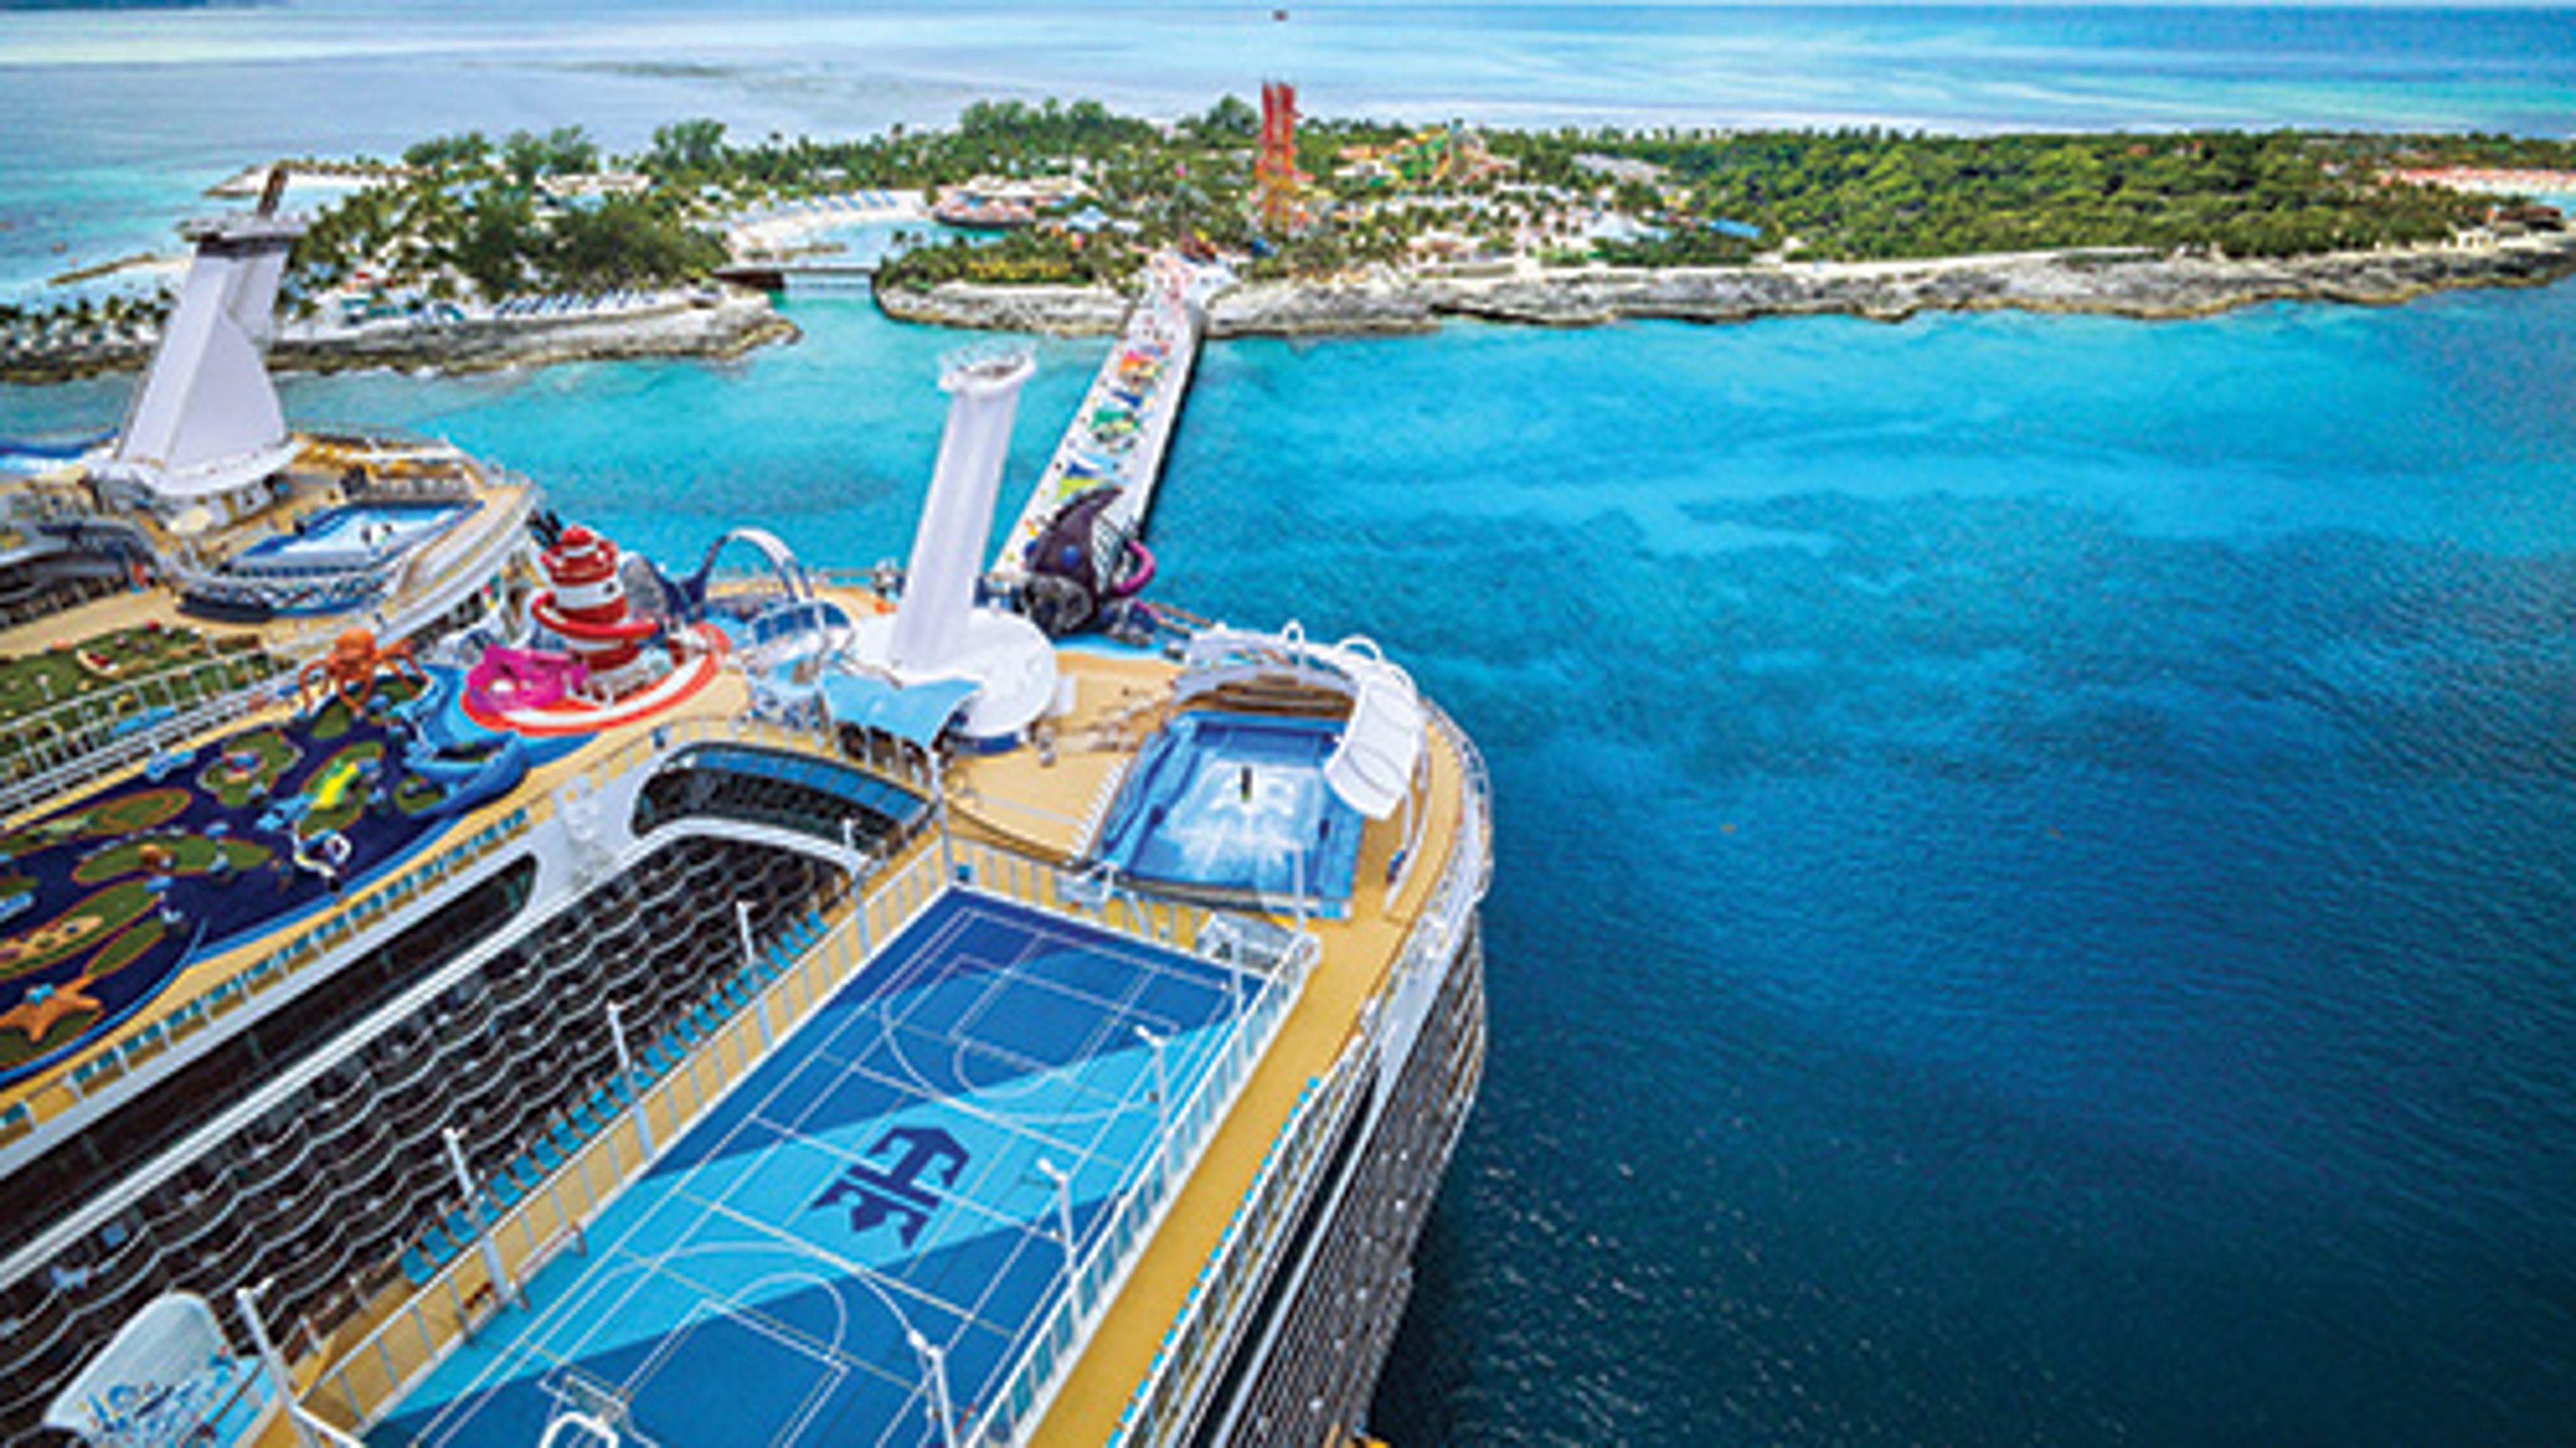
[88,913,170,979]
[0,625,268,732]
[72,833,273,887]
[303,673,421,743]
[299,741,384,839]
[87,787,191,837]
[393,772,447,816]
[199,728,303,810]
[0,881,157,983]
[0,787,190,859]
[0,1003,100,1069]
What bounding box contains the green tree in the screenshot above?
[403,132,492,172]
[456,191,539,297]
[648,118,729,178]
[1194,95,1259,142]
[547,199,724,289]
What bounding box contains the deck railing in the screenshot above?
[0,702,871,1153]
[1105,1044,1366,1448]
[292,833,1306,1442]
[0,646,284,821]
[961,860,1313,1447]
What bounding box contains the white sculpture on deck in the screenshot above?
[852,348,1061,743]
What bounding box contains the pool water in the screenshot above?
[1092,710,1364,915]
[231,501,472,576]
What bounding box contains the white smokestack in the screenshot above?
[890,348,1034,677]
[105,196,305,506]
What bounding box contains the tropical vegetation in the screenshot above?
[3,101,2566,359]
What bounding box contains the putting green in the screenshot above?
[200,728,303,811]
[0,881,157,983]
[73,833,274,887]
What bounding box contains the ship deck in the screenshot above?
[372,890,1266,1448]
[943,651,1475,1444]
[1,607,1474,1448]
[0,662,759,1143]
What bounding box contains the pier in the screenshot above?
[712,260,877,292]
[991,254,1230,584]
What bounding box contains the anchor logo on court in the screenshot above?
[812,1125,971,1247]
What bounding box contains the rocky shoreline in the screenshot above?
[13,234,2566,385]
[877,231,2576,338]
[1,289,797,385]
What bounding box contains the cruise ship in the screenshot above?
[0,184,1488,1447]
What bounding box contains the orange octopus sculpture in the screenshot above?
[297,628,424,718]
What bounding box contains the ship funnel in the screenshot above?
[101,180,306,511]
[889,348,1035,677]
[849,347,1059,747]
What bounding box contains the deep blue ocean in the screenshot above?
[7,5,2576,1443]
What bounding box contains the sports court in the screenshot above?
[374,890,1265,1447]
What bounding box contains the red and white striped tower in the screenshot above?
[533,524,662,697]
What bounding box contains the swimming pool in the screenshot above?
[230,501,475,577]
[1090,710,1364,917]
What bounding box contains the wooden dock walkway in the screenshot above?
[991,254,1230,583]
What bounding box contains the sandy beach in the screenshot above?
[724,189,924,258]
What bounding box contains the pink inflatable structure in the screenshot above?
[465,648,586,716]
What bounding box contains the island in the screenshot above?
[5,98,2571,380]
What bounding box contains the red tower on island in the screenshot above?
[1255,81,1305,237]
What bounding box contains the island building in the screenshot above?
[930,176,1087,232]
[0,181,1489,1448]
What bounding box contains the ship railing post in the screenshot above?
[844,815,875,959]
[235,1280,317,1448]
[936,788,956,884]
[1291,843,1309,936]
[608,1001,655,1157]
[735,899,775,1049]
[1136,1025,1170,1145]
[444,1127,517,1309]
[1038,1157,1078,1304]
[909,1330,961,1448]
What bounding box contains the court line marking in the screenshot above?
[392,891,1266,1448]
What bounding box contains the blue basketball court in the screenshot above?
[373,890,1260,1448]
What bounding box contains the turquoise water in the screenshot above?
[18,285,2575,1439]
[8,3,2576,294]
[7,6,2576,1443]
